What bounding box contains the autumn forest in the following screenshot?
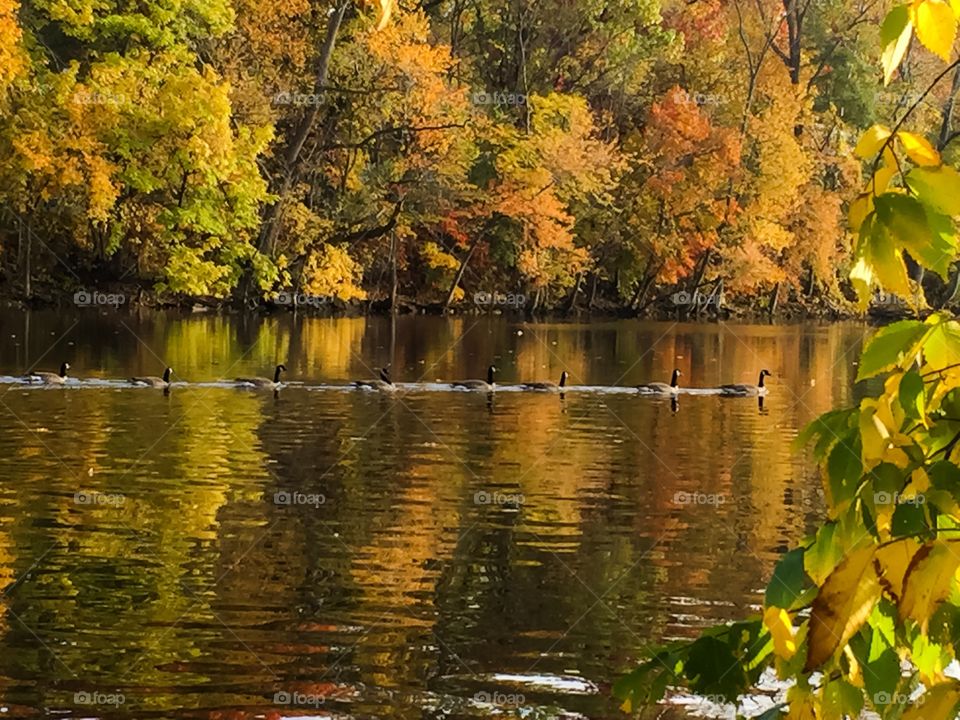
[0,0,951,313]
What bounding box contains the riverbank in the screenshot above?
[0,280,878,322]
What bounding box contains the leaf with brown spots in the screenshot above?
[804,545,881,672]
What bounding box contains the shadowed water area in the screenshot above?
[0,311,871,718]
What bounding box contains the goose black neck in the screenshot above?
[59,363,69,377]
[379,368,391,384]
[758,371,766,388]
[559,372,567,388]
[273,366,283,383]
[163,368,172,382]
[487,366,495,385]
[670,369,680,387]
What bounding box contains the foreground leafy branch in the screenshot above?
[617,5,960,718]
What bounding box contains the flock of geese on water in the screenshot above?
[19,363,775,397]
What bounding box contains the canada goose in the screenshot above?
[235,364,286,389]
[25,362,70,385]
[522,370,569,392]
[130,367,173,388]
[637,369,681,395]
[452,365,497,391]
[353,367,396,392]
[720,369,772,396]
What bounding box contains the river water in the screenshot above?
[0,311,870,718]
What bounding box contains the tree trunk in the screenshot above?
[24,221,31,300]
[389,233,398,313]
[587,272,598,309]
[443,238,479,311]
[565,273,583,314]
[938,64,960,149]
[240,1,349,305]
[688,250,711,295]
[768,282,780,318]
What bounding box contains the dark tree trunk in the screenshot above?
[239,1,349,305]
[389,233,398,313]
[23,221,31,300]
[565,273,583,314]
[768,282,780,318]
[444,238,479,311]
[939,64,960,150]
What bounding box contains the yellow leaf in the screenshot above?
[805,545,881,672]
[882,6,914,84]
[850,255,877,309]
[763,607,797,660]
[848,193,874,232]
[785,686,818,720]
[855,124,892,159]
[844,645,864,687]
[899,130,942,166]
[874,538,922,601]
[903,681,960,719]
[900,540,960,629]
[911,0,957,61]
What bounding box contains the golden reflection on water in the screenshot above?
[0,311,869,718]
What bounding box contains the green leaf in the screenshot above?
[891,501,929,537]
[827,431,864,506]
[906,166,960,215]
[822,678,865,718]
[857,320,930,380]
[795,408,858,457]
[899,369,927,420]
[924,318,960,370]
[881,6,913,85]
[874,193,938,270]
[766,548,809,610]
[685,636,746,700]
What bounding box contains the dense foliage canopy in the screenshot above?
[0,0,958,312]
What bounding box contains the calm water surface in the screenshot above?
[0,311,871,719]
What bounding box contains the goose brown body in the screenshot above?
[637,369,681,395]
[235,364,286,389]
[25,362,70,385]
